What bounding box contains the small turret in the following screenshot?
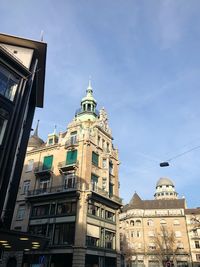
[75,79,99,121]
[27,120,44,151]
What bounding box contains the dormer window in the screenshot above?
[48,138,53,145]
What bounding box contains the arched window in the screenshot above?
[147,219,154,226]
[130,220,134,226]
[136,219,141,226]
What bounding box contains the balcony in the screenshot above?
[58,160,78,173]
[65,138,79,149]
[191,234,200,239]
[89,183,122,204]
[27,182,81,198]
[34,166,53,177]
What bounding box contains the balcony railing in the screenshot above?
[89,183,122,204]
[58,160,78,173]
[65,138,79,148]
[75,108,99,117]
[27,182,81,197]
[34,166,54,177]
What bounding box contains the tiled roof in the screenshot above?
[185,208,200,215]
[122,193,186,212]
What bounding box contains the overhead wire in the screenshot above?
[166,144,200,162]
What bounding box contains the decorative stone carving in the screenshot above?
[97,107,112,135]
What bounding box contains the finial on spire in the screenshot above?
[33,120,40,136]
[87,76,93,92]
[54,125,57,134]
[40,30,44,42]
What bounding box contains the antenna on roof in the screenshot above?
[54,125,57,134]
[40,30,44,42]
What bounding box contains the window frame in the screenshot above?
[16,205,25,220]
[43,155,53,170]
[92,151,99,167]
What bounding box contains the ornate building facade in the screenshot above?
[119,178,195,267]
[11,82,122,267]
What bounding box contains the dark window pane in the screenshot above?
[92,152,99,166]
[0,65,19,101]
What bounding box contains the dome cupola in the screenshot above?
[154,177,178,200]
[75,79,99,121]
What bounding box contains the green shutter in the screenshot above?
[43,155,53,170]
[92,152,99,166]
[66,150,77,165]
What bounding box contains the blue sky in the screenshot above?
[1,0,200,207]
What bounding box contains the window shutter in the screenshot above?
[66,150,77,164]
[43,155,53,170]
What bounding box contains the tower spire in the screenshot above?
[33,120,39,136]
[87,76,93,95]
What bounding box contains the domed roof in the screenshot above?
[28,134,44,148]
[81,80,97,104]
[28,120,44,149]
[156,177,174,187]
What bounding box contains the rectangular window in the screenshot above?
[0,65,19,101]
[136,230,141,238]
[26,159,34,172]
[0,108,9,145]
[102,177,107,191]
[196,254,200,261]
[64,172,75,189]
[70,131,77,145]
[39,177,50,193]
[97,136,101,146]
[102,139,105,150]
[107,142,110,153]
[91,174,98,191]
[86,236,99,247]
[22,180,30,194]
[17,205,25,220]
[66,150,77,165]
[88,203,99,217]
[105,210,115,222]
[43,155,53,170]
[109,162,113,175]
[50,203,56,215]
[48,138,53,145]
[105,231,115,249]
[109,182,113,197]
[53,223,75,245]
[29,224,47,236]
[31,204,50,217]
[195,241,200,249]
[92,152,99,166]
[57,202,76,215]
